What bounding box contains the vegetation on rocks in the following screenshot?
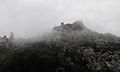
[0,21,120,72]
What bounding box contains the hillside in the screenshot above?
[0,21,120,72]
[52,21,120,44]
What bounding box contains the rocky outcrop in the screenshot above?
[53,21,87,32]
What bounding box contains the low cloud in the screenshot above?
[0,0,120,38]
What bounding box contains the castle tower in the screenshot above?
[61,22,64,27]
[9,32,14,40]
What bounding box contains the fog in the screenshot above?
[0,0,120,38]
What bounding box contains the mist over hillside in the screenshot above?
[0,21,119,72]
[1,0,120,72]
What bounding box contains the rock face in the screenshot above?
[53,20,120,43]
[53,21,87,32]
[51,20,120,72]
[0,21,120,72]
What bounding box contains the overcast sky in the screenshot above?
[0,0,120,38]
